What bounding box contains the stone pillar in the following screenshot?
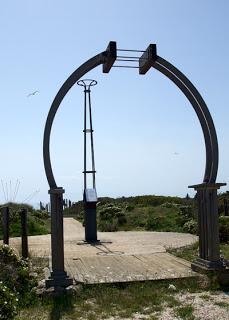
[2,206,9,245]
[45,187,73,288]
[189,183,226,271]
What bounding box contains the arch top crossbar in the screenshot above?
[43,41,218,190]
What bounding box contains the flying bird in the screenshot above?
[27,90,39,97]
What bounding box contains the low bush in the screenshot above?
[98,221,118,232]
[0,281,18,320]
[0,245,37,303]
[0,203,50,239]
[145,215,165,231]
[183,219,198,235]
[219,216,229,243]
[31,210,49,220]
[160,202,179,209]
[27,217,48,236]
[72,196,200,234]
[125,204,135,212]
[0,244,38,319]
[97,203,126,232]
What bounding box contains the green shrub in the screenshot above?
[0,203,50,239]
[0,281,18,320]
[160,202,178,209]
[175,205,194,227]
[117,214,127,225]
[0,244,18,264]
[27,217,49,236]
[98,221,118,232]
[31,210,49,220]
[183,219,198,235]
[125,204,135,212]
[0,245,37,307]
[219,216,229,243]
[99,204,123,218]
[97,203,126,231]
[145,215,165,231]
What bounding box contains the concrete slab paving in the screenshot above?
[4,218,198,284]
[6,218,197,258]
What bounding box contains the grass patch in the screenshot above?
[16,277,210,320]
[30,256,49,281]
[214,301,229,309]
[200,293,211,301]
[169,241,229,262]
[221,243,229,259]
[168,241,199,262]
[175,304,195,320]
[126,206,185,232]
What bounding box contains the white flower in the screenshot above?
[168,284,177,291]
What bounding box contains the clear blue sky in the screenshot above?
[1,0,229,205]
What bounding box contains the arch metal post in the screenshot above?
[45,188,73,288]
[189,183,226,271]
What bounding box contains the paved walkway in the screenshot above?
[7,218,198,284]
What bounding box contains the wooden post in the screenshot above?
[2,206,9,245]
[20,208,28,258]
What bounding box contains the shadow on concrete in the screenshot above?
[94,243,124,256]
[75,240,124,256]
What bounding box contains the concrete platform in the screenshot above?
[66,252,197,284]
[6,218,197,258]
[4,218,198,284]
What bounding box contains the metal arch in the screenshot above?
[153,57,218,183]
[43,52,107,188]
[43,46,219,188]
